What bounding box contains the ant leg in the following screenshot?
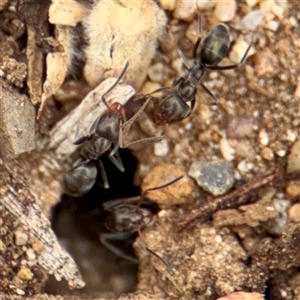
[178,49,191,71]
[116,97,166,149]
[200,83,219,105]
[192,36,202,62]
[100,232,139,263]
[121,135,165,149]
[101,61,130,109]
[121,94,153,130]
[95,159,110,189]
[108,151,125,172]
[109,141,120,158]
[208,41,252,71]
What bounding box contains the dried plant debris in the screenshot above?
[17,0,51,105]
[38,33,70,119]
[0,56,27,87]
[49,78,135,158]
[0,162,85,294]
[178,168,279,232]
[0,79,35,161]
[82,0,167,89]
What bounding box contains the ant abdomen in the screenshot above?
[64,161,97,197]
[200,23,231,66]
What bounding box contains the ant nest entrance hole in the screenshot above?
[48,149,141,297]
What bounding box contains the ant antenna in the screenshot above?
[101,61,130,109]
[137,175,184,207]
[138,230,175,275]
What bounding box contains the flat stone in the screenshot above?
[189,160,234,196]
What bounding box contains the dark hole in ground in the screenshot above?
[47,149,142,297]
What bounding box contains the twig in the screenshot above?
[178,168,280,232]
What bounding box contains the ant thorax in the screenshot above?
[94,110,122,145]
[80,136,111,161]
[104,205,153,233]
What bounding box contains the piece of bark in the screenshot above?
[0,79,35,161]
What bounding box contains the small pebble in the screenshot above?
[271,4,284,20]
[271,199,290,235]
[266,20,279,31]
[287,140,300,174]
[220,138,235,161]
[259,1,273,13]
[30,238,45,253]
[26,248,36,260]
[289,204,300,223]
[188,160,234,196]
[286,129,296,142]
[289,17,297,27]
[16,289,25,295]
[259,129,269,145]
[286,182,300,198]
[227,116,254,138]
[148,63,169,83]
[295,81,300,98]
[17,267,34,281]
[236,10,265,31]
[214,0,236,22]
[229,39,254,65]
[15,231,28,246]
[154,139,169,156]
[173,0,197,22]
[196,0,215,10]
[158,0,175,11]
[276,149,286,157]
[237,160,251,174]
[245,0,258,8]
[261,147,274,161]
[254,48,279,78]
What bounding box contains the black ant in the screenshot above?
[100,175,184,273]
[149,22,252,125]
[65,62,163,194]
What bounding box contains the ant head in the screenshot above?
[104,204,153,233]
